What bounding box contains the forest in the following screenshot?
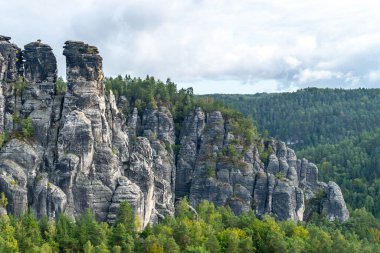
[208,88,380,148]
[1,198,380,252]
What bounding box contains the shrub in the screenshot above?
[13,77,26,96]
[56,77,67,95]
[0,192,8,208]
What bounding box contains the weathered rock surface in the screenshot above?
[176,109,349,222]
[0,35,23,132]
[0,35,349,224]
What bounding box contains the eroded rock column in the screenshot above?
[55,41,127,220]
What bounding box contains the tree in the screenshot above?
[205,233,221,253]
[84,240,95,253]
[77,209,108,247]
[56,213,79,252]
[15,210,43,252]
[163,238,180,253]
[13,77,26,96]
[115,201,135,234]
[94,242,110,253]
[144,235,163,253]
[0,192,8,209]
[0,215,18,252]
[56,77,67,94]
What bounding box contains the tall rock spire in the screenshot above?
[0,35,23,132]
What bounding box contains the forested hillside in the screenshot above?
[207,89,380,217]
[208,88,380,148]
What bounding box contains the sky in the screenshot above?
[1,0,380,94]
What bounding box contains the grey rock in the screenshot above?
[0,36,23,132]
[323,181,350,222]
[0,139,42,215]
[21,41,58,146]
[107,176,144,226]
[127,107,139,140]
[175,107,205,200]
[272,179,303,221]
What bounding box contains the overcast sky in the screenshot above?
[1,0,380,94]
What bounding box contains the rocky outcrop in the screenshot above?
[22,41,58,146]
[176,109,349,222]
[0,35,349,225]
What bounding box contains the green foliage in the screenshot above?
[221,144,239,162]
[56,213,80,252]
[0,200,379,252]
[206,166,216,178]
[207,88,380,148]
[77,209,108,247]
[14,210,44,252]
[0,192,8,208]
[275,172,286,180]
[13,77,26,96]
[21,117,34,138]
[56,76,67,95]
[115,201,136,233]
[12,114,35,139]
[0,215,18,252]
[84,240,95,253]
[0,132,9,147]
[297,128,380,217]
[259,145,273,166]
[105,75,259,147]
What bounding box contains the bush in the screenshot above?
[56,77,67,95]
[13,77,26,96]
[0,132,9,147]
[12,114,35,139]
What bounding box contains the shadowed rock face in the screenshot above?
[0,36,23,132]
[0,35,349,224]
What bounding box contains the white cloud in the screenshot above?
[295,69,343,83]
[368,70,380,82]
[1,0,380,93]
[284,56,302,69]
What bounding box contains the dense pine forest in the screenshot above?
[207,89,380,217]
[208,88,380,148]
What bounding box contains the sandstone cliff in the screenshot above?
[0,36,349,226]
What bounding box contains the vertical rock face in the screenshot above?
[55,41,124,220]
[141,107,176,218]
[175,108,205,200]
[0,36,349,225]
[22,41,58,146]
[0,35,23,132]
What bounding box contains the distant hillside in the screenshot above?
[205,88,380,149]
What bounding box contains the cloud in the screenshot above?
[295,69,343,83]
[368,70,380,82]
[1,0,380,93]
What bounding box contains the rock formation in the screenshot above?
[0,36,349,226]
